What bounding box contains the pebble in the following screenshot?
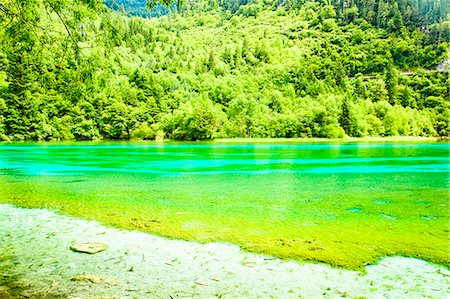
[70,242,108,254]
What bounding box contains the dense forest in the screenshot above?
[104,0,172,18]
[0,0,448,141]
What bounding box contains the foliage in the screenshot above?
[0,0,448,141]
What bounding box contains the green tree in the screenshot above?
[384,63,398,105]
[339,99,351,136]
[163,96,226,140]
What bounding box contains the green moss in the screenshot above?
[0,251,27,298]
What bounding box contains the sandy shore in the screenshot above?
[0,204,448,299]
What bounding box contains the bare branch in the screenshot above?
[43,0,77,44]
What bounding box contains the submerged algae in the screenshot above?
[0,175,447,269]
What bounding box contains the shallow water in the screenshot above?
[0,141,449,268]
[2,204,449,299]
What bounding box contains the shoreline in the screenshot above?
[1,204,449,298]
[212,136,448,143]
[0,136,447,144]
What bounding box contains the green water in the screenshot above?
[0,141,449,268]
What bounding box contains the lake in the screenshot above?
[0,141,448,268]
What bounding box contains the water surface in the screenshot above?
[1,141,448,268]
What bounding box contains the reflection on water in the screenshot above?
[1,142,448,222]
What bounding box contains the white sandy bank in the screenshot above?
[0,204,448,299]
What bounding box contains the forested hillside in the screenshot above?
[0,0,448,141]
[104,0,171,18]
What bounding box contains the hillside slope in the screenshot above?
[0,1,448,141]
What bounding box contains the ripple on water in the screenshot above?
[306,197,323,203]
[378,214,397,220]
[64,179,87,184]
[348,207,362,213]
[420,215,437,220]
[373,199,392,205]
[272,206,287,211]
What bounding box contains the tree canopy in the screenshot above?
[0,0,448,141]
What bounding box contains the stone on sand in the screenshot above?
[70,242,108,254]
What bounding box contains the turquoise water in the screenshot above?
[1,143,449,175]
[0,141,449,268]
